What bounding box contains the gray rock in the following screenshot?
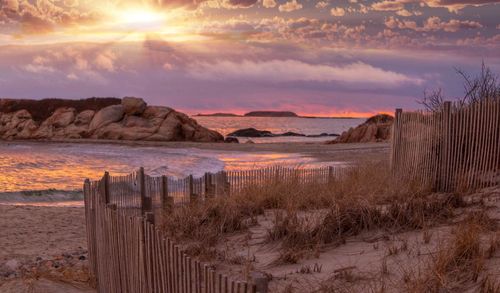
[0,99,224,143]
[33,108,76,138]
[151,113,183,141]
[227,128,274,137]
[74,110,95,126]
[122,97,147,116]
[89,105,124,131]
[224,136,239,143]
[123,115,151,128]
[92,123,156,140]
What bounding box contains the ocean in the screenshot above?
[195,116,364,143]
[0,117,363,205]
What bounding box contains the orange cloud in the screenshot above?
[385,16,483,32]
[0,0,98,35]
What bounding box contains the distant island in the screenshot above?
[195,113,240,117]
[244,111,299,117]
[195,111,358,119]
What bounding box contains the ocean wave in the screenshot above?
[0,189,83,203]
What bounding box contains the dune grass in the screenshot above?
[402,210,498,293]
[161,161,468,261]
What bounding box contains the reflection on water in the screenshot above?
[0,142,330,194]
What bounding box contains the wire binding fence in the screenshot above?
[391,99,500,192]
[84,165,349,293]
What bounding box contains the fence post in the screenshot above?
[139,167,151,215]
[189,175,199,203]
[391,108,402,172]
[439,102,452,191]
[222,171,230,195]
[145,211,155,225]
[204,173,213,198]
[161,175,174,213]
[187,175,198,203]
[83,178,98,288]
[103,171,110,204]
[328,166,334,184]
[250,272,269,293]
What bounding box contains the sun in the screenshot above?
[111,7,169,31]
[67,4,201,43]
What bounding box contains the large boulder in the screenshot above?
[142,106,174,127]
[14,119,38,139]
[328,114,394,144]
[148,112,183,141]
[89,105,124,131]
[62,110,96,139]
[122,97,147,116]
[0,113,14,136]
[224,136,239,143]
[147,111,223,142]
[0,110,38,139]
[123,116,152,128]
[227,128,275,137]
[74,110,95,126]
[33,108,76,138]
[92,123,156,140]
[45,107,76,128]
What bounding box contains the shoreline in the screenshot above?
[0,139,390,163]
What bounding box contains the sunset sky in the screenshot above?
[0,0,499,116]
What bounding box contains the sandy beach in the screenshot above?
[0,205,93,292]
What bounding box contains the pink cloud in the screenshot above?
[385,16,483,32]
[279,0,303,12]
[187,59,424,87]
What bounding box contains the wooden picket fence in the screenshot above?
[391,99,500,192]
[84,165,348,293]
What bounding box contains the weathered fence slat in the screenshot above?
[391,99,500,192]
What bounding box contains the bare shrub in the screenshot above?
[419,62,500,112]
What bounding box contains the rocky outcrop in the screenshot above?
[328,114,393,144]
[224,136,239,143]
[0,97,120,122]
[227,128,339,138]
[0,97,223,142]
[228,128,274,137]
[122,97,147,116]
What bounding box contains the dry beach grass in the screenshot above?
[161,161,500,292]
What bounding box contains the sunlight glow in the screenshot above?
[112,8,168,30]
